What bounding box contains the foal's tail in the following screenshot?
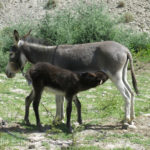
[127,52,139,95]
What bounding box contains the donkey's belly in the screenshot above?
[44,86,65,96]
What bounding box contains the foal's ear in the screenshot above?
[13,30,20,42]
[23,29,32,39]
[80,72,96,78]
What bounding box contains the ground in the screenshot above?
[1,114,150,150]
[0,61,150,150]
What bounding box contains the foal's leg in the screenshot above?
[65,95,73,133]
[73,95,82,124]
[54,95,64,123]
[24,90,34,125]
[32,88,43,130]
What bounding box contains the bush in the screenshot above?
[117,1,125,8]
[37,0,150,51]
[0,22,36,53]
[37,0,115,45]
[0,22,36,72]
[0,50,8,72]
[123,12,134,23]
[44,0,56,9]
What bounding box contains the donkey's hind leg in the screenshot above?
[73,95,82,124]
[24,90,34,125]
[110,71,131,124]
[122,59,135,124]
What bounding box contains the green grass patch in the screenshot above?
[0,132,26,149]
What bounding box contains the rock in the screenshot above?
[0,117,6,126]
[28,145,35,149]
[0,117,3,123]
[143,113,150,117]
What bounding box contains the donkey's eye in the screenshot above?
[10,53,15,58]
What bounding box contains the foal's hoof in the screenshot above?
[78,119,82,125]
[37,125,44,132]
[68,127,73,133]
[23,120,31,126]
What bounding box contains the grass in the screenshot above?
[0,59,150,149]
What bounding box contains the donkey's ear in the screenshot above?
[23,29,32,39]
[13,30,20,42]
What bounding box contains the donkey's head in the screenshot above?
[5,30,31,78]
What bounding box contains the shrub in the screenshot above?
[0,22,36,72]
[0,22,36,53]
[123,12,134,23]
[44,0,56,9]
[0,50,8,72]
[37,0,115,45]
[117,1,125,8]
[37,0,150,52]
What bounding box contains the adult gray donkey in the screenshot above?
[5,30,138,127]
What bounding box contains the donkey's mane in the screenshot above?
[24,36,50,46]
[21,41,56,50]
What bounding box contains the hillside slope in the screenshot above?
[0,0,150,33]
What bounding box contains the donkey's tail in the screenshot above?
[127,52,139,95]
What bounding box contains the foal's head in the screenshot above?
[5,30,31,78]
[79,71,108,88]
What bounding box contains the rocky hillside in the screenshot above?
[0,0,150,33]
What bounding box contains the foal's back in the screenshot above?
[27,62,108,95]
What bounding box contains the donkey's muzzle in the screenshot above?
[5,70,15,78]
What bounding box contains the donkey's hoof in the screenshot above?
[122,122,136,130]
[122,122,129,129]
[53,118,64,125]
[128,124,136,129]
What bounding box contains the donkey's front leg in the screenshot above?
[66,95,73,133]
[53,95,64,123]
[24,90,34,125]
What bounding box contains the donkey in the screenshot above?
[25,62,108,132]
[5,30,138,127]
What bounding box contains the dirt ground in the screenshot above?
[0,113,150,150]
